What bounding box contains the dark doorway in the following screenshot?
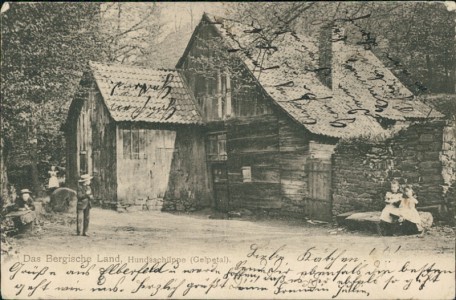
[211,162,229,212]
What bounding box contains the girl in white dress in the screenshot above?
[379,180,403,236]
[48,165,60,191]
[380,180,402,223]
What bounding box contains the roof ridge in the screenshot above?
[203,12,259,29]
[205,12,317,42]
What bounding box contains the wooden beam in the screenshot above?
[217,70,222,119]
[226,71,232,117]
[206,79,212,121]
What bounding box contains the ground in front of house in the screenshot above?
[2,207,455,299]
[10,207,455,254]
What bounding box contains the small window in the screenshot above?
[122,129,131,159]
[131,128,140,159]
[242,166,252,183]
[92,150,100,175]
[206,133,227,161]
[79,152,87,175]
[138,129,146,159]
[122,126,146,160]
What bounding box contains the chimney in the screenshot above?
[318,22,334,89]
[319,22,347,90]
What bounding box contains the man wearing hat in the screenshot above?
[77,174,93,236]
[15,189,35,211]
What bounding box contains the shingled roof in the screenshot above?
[89,61,202,124]
[195,13,442,138]
[332,29,443,121]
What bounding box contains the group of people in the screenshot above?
[7,166,59,212]
[9,165,94,237]
[380,179,427,236]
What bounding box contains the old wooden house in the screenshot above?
[65,13,447,220]
[64,62,210,211]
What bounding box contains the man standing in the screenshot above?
[77,174,93,236]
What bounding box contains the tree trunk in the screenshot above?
[29,141,41,197]
[0,137,10,206]
[454,14,456,93]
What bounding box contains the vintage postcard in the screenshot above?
[1,2,455,299]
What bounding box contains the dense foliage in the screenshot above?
[1,3,105,193]
[1,2,161,193]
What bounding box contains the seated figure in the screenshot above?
[379,179,402,235]
[15,189,35,211]
[394,185,424,235]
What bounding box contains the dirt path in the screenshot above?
[12,208,455,258]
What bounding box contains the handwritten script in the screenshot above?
[2,244,453,299]
[108,73,177,121]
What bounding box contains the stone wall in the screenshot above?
[441,120,456,193]
[441,120,456,219]
[332,121,447,218]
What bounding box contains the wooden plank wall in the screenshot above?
[278,115,336,221]
[91,91,117,206]
[116,125,176,208]
[164,126,211,211]
[278,116,310,211]
[66,79,91,190]
[76,92,92,178]
[65,109,79,190]
[226,114,282,209]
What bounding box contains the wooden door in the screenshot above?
[211,163,229,212]
[306,158,332,221]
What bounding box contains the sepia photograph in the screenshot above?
[1,1,455,299]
